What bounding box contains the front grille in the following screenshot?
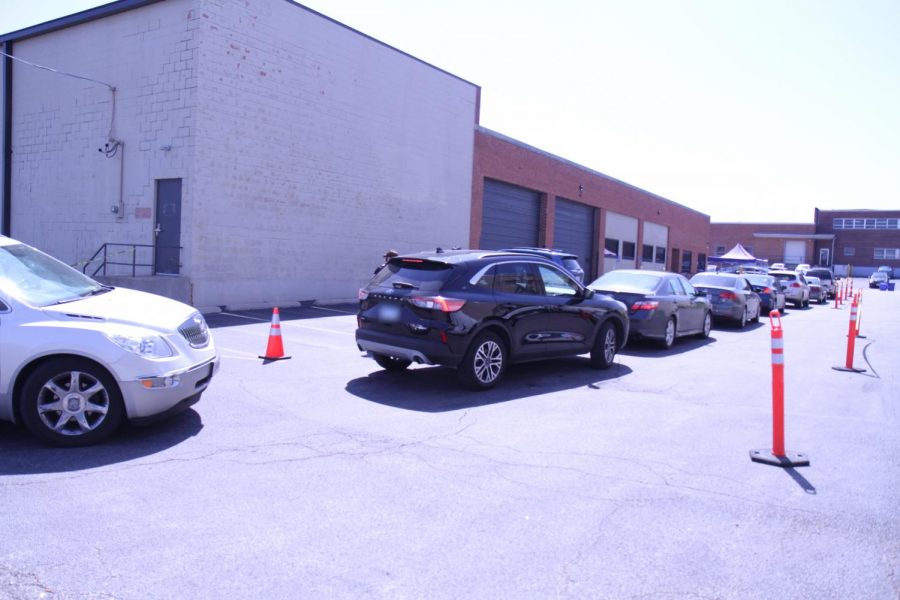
[179,313,210,348]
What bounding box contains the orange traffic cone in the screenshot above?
[259,307,291,361]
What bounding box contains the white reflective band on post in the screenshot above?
[772,354,785,364]
[771,338,784,350]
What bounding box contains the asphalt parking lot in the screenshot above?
[2,279,899,599]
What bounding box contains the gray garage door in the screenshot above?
[480,179,540,249]
[554,198,596,280]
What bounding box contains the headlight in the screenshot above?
[108,333,175,358]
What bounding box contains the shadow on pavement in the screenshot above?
[205,303,357,329]
[0,409,203,475]
[346,357,633,412]
[785,467,817,494]
[619,335,716,358]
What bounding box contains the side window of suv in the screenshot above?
[493,262,541,295]
[536,264,578,297]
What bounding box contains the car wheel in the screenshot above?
[372,353,412,372]
[696,311,712,339]
[457,331,506,390]
[590,321,617,369]
[659,317,676,349]
[737,307,747,328]
[752,303,761,323]
[20,358,124,447]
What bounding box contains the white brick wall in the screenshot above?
[8,0,198,275]
[189,0,477,308]
[6,0,478,310]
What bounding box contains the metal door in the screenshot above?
[154,178,182,275]
[554,198,595,280]
[480,179,540,249]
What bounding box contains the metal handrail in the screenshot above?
[81,243,182,277]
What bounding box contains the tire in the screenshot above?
[658,317,676,349]
[20,358,124,447]
[737,307,747,329]
[696,311,712,339]
[372,353,412,372]
[752,303,761,323]
[590,321,618,369]
[457,331,506,390]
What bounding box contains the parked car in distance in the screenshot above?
[356,249,629,390]
[876,265,894,280]
[499,247,585,283]
[689,272,761,328]
[805,276,827,304]
[869,271,890,288]
[804,268,836,298]
[769,263,786,271]
[0,235,218,447]
[588,269,711,349]
[744,273,787,314]
[795,263,811,273]
[769,270,811,308]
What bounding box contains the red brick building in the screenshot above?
[471,128,711,280]
[710,209,900,276]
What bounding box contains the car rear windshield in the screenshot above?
[745,275,773,286]
[370,259,453,293]
[691,274,737,288]
[562,258,581,272]
[591,271,660,292]
[806,269,832,280]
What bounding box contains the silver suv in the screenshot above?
[769,270,810,308]
[804,268,835,298]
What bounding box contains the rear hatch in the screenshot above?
[358,257,458,331]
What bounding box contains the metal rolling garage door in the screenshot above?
[480,180,540,249]
[554,198,596,280]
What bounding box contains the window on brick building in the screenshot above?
[642,244,654,261]
[681,250,692,273]
[715,245,726,255]
[622,242,636,260]
[844,247,855,257]
[605,238,619,256]
[874,248,900,260]
[655,247,666,264]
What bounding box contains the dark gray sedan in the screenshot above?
[588,270,711,349]
[689,272,762,328]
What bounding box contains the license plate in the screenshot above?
[377,303,401,323]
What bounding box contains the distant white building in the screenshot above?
[1,0,478,310]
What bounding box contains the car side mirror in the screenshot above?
[581,287,595,299]
[695,290,706,297]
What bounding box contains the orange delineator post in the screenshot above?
[259,307,292,361]
[750,310,809,467]
[856,291,864,337]
[832,298,865,374]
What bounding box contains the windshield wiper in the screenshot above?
[392,281,419,290]
[50,286,112,305]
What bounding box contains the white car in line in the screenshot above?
[0,235,219,446]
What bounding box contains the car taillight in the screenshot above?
[631,301,659,311]
[791,282,801,288]
[719,291,738,301]
[358,288,369,300]
[409,295,466,312]
[762,287,772,294]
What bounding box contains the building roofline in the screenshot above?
[753,233,835,240]
[0,0,480,90]
[477,126,710,220]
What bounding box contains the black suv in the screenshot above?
[500,247,585,283]
[356,249,629,389]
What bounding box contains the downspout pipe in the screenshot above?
[2,41,12,236]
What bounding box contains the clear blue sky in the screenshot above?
[3,0,899,223]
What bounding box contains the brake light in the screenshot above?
[761,287,773,294]
[791,282,801,288]
[401,258,424,263]
[631,301,659,311]
[719,291,738,301]
[409,295,466,312]
[358,288,369,300]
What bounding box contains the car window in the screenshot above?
[537,264,579,297]
[691,274,737,288]
[473,265,495,290]
[667,277,685,296]
[0,242,102,306]
[493,262,541,295]
[679,276,697,296]
[590,271,660,292]
[371,259,452,293]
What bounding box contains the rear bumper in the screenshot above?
[356,328,463,367]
